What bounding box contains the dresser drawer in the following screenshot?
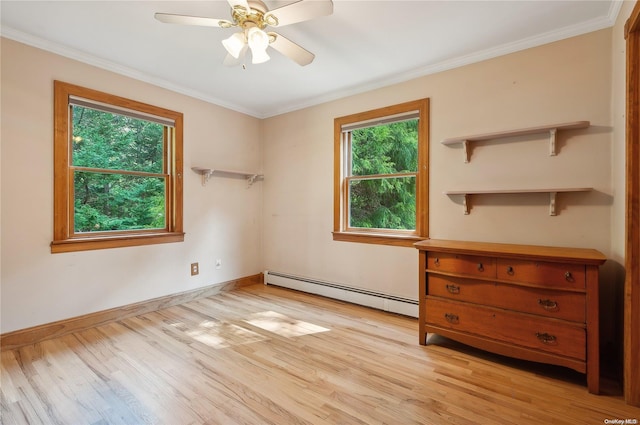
[427,252,496,278]
[427,275,586,322]
[425,298,586,359]
[496,259,585,290]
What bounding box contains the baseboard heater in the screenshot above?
[264,271,419,318]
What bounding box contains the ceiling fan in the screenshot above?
[155,0,333,67]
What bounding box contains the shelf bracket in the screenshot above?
[462,140,470,163]
[247,174,259,188]
[549,192,557,216]
[462,194,470,215]
[200,170,214,186]
[549,128,557,156]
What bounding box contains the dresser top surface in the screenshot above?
[414,239,606,265]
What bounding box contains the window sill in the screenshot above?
[332,231,427,247]
[51,232,185,253]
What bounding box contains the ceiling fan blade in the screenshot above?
[223,45,248,67]
[154,13,233,28]
[269,33,315,66]
[265,0,333,27]
[227,0,251,12]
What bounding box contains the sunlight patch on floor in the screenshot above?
[244,311,330,338]
[186,321,267,348]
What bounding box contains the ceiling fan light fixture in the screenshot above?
[251,47,270,64]
[247,26,269,50]
[246,26,270,64]
[222,32,246,58]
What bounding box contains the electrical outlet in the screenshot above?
[215,259,222,270]
[191,262,199,276]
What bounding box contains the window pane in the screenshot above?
[349,176,416,230]
[72,106,164,173]
[351,119,418,176]
[74,171,166,232]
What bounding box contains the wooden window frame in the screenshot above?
[333,99,429,247]
[51,81,184,253]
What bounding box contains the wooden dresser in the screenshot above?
[414,239,607,394]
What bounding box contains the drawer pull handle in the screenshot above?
[538,299,558,311]
[535,332,557,345]
[444,313,459,324]
[506,266,514,275]
[446,284,460,294]
[434,257,440,266]
[477,263,484,272]
[564,271,573,281]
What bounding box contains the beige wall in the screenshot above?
[263,29,614,302]
[0,38,264,333]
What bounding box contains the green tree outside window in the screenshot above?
[348,119,418,230]
[71,106,167,232]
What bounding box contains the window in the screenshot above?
[333,99,429,246]
[51,81,184,253]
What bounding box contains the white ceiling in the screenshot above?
[1,1,621,118]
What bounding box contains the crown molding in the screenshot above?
[0,26,262,118]
[264,5,622,118]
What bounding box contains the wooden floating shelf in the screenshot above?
[444,188,593,216]
[442,121,590,162]
[191,167,263,187]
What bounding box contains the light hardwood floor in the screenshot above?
[2,284,638,424]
